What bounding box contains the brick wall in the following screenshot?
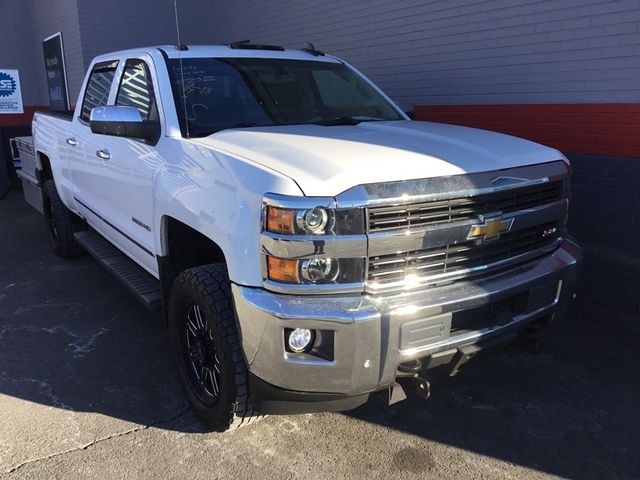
[568,154,640,251]
[73,0,213,103]
[415,104,640,158]
[4,1,640,111]
[7,1,640,115]
[0,1,41,106]
[569,153,640,312]
[27,0,84,107]
[1,0,638,261]
[207,0,640,109]
[0,0,212,116]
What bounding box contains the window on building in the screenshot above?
[116,59,156,120]
[80,60,118,121]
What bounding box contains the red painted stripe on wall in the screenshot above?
[0,106,48,127]
[414,103,640,158]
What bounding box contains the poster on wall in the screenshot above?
[0,69,24,114]
[42,32,70,111]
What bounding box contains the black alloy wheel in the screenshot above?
[168,264,262,431]
[182,303,223,405]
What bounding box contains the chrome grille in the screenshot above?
[367,180,563,233]
[367,222,561,288]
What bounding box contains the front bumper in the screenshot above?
[232,238,582,412]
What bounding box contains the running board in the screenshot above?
[74,230,162,311]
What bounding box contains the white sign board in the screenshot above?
[0,69,24,114]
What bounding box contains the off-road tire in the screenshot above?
[168,264,262,432]
[42,180,86,258]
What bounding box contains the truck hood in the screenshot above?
[194,120,565,197]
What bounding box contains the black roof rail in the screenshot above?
[301,41,325,56]
[228,40,285,51]
[176,44,188,51]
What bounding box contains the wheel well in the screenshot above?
[159,217,227,304]
[37,152,53,182]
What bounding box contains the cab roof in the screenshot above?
[94,44,342,63]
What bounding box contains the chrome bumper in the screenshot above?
[232,238,582,396]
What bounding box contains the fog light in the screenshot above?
[288,328,313,353]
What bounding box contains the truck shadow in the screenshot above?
[343,277,640,479]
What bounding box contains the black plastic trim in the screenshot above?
[249,373,369,415]
[156,47,189,138]
[156,254,173,318]
[35,110,74,121]
[74,197,154,257]
[228,41,285,51]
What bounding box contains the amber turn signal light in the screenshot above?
[267,256,299,283]
[266,207,295,234]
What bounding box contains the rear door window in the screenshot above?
[80,60,118,121]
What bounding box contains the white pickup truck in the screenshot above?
[32,43,582,431]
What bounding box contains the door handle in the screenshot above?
[96,149,111,160]
[66,137,78,146]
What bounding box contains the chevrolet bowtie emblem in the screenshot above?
[468,215,514,242]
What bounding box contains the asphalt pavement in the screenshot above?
[1,189,639,479]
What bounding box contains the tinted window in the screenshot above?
[167,58,402,137]
[81,60,118,121]
[312,70,367,106]
[116,60,156,120]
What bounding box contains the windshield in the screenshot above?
[167,57,403,137]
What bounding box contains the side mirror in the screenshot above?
[89,106,160,144]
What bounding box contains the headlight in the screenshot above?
[300,257,338,282]
[264,205,364,236]
[266,205,335,235]
[266,256,363,285]
[262,194,366,293]
[297,207,331,234]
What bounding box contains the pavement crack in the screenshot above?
[5,407,191,475]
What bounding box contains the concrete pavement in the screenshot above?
[1,190,638,479]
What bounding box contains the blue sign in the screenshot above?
[0,72,17,97]
[0,69,23,113]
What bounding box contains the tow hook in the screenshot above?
[414,376,431,400]
[388,360,431,405]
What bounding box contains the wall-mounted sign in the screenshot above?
[43,32,70,111]
[0,69,23,114]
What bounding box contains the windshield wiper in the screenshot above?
[227,122,269,129]
[204,122,270,134]
[307,116,385,126]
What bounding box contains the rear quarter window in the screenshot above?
[80,60,118,121]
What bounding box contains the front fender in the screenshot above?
[153,140,303,286]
